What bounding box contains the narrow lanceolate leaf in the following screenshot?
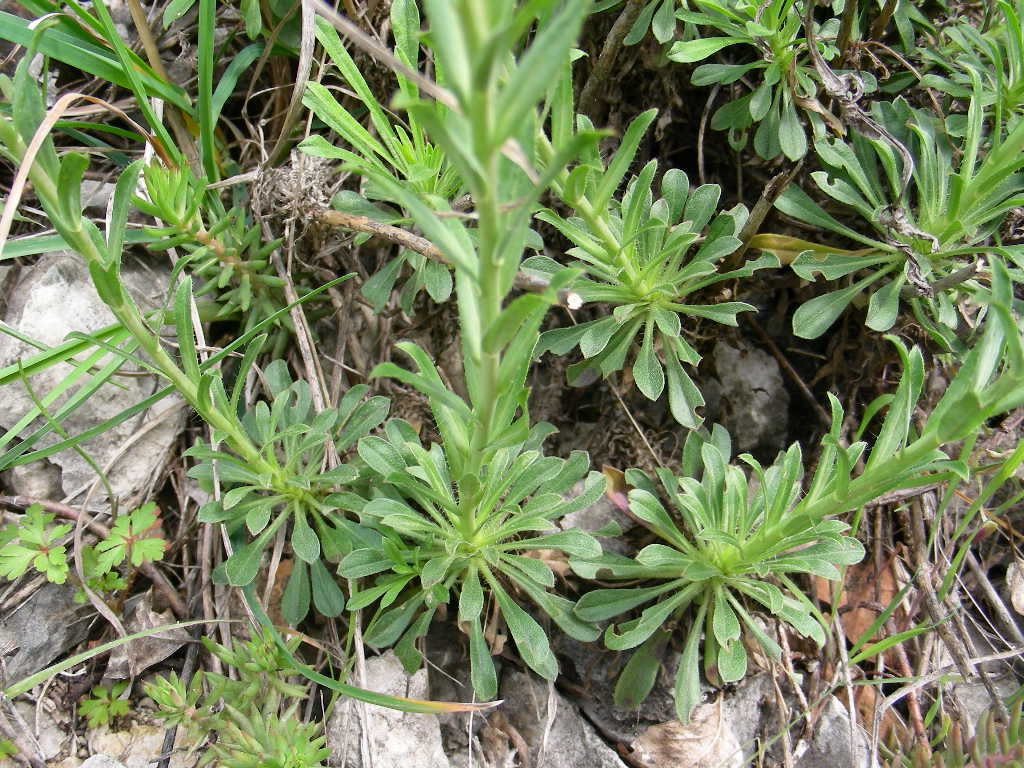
[633,320,665,400]
[575,581,683,623]
[792,270,885,339]
[667,37,742,63]
[674,599,709,723]
[605,588,692,651]
[242,586,499,713]
[484,572,558,680]
[468,619,498,700]
[614,631,668,709]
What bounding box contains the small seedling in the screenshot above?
[78,681,130,728]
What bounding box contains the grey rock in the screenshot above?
[79,757,128,768]
[952,670,1019,739]
[711,339,789,454]
[500,669,627,768]
[2,458,63,499]
[10,699,69,762]
[0,581,92,684]
[797,696,873,768]
[80,181,117,213]
[327,651,450,768]
[553,632,676,744]
[0,252,185,503]
[720,673,772,764]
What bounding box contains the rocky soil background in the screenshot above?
[0,0,1021,766]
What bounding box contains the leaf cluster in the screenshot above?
[774,90,1024,343]
[340,419,604,698]
[0,502,165,591]
[78,681,130,728]
[146,630,329,768]
[187,358,389,623]
[669,0,849,160]
[536,110,775,427]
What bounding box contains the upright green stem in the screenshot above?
[455,6,510,537]
[27,162,283,487]
[750,433,945,555]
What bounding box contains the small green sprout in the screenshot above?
[78,682,130,728]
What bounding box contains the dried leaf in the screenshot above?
[1007,558,1024,615]
[602,465,629,512]
[628,699,742,768]
[815,557,904,647]
[105,591,190,679]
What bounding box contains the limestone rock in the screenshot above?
[0,252,184,504]
[327,651,450,768]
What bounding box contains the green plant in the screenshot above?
[147,630,329,768]
[768,84,1024,344]
[669,0,851,160]
[534,106,775,428]
[301,0,610,699]
[0,501,167,599]
[882,696,1024,767]
[920,0,1024,132]
[571,262,1024,722]
[0,26,459,715]
[188,358,389,624]
[300,0,462,312]
[592,0,681,45]
[0,504,73,584]
[134,164,287,327]
[341,419,605,694]
[78,681,130,728]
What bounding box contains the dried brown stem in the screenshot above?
[319,209,582,307]
[578,0,646,122]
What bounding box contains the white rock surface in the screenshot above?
[87,722,193,768]
[0,252,184,503]
[327,651,451,768]
[797,695,874,768]
[79,757,129,768]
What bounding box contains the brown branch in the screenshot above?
[319,209,583,308]
[0,496,188,620]
[578,0,646,122]
[730,163,802,267]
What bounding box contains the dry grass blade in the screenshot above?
[0,91,170,262]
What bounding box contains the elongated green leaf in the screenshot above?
[310,557,346,616]
[282,560,311,625]
[605,588,692,650]
[614,630,668,709]
[792,270,887,339]
[633,319,664,400]
[575,580,683,622]
[593,109,658,212]
[493,1,589,147]
[674,599,709,723]
[0,11,190,111]
[484,572,558,680]
[243,586,496,713]
[668,37,742,63]
[468,618,497,700]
